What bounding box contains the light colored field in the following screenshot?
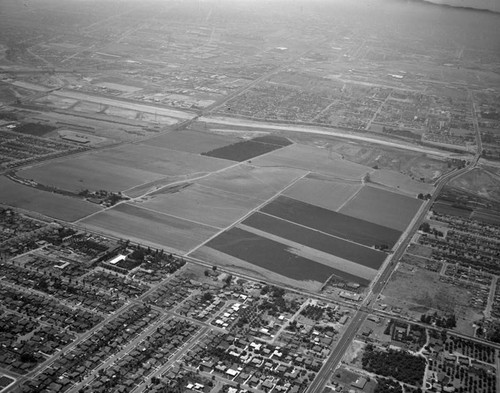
[72,101,105,114]
[80,203,218,253]
[0,176,101,222]
[239,223,377,281]
[99,144,231,176]
[19,157,162,193]
[196,164,306,200]
[104,106,138,120]
[370,169,434,195]
[35,94,78,109]
[95,82,142,93]
[448,167,500,201]
[53,90,195,119]
[191,246,322,292]
[21,110,149,142]
[252,143,372,180]
[19,144,231,193]
[142,130,238,154]
[140,112,178,125]
[339,185,423,231]
[283,175,362,211]
[57,130,108,146]
[134,183,262,228]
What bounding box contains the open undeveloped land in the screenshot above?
[379,263,483,336]
[0,177,101,222]
[3,129,427,290]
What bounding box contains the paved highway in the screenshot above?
[307,149,481,393]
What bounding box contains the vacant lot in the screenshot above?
[261,196,401,248]
[381,263,481,335]
[0,176,101,222]
[283,174,361,211]
[142,130,238,154]
[242,212,386,270]
[448,167,500,202]
[252,143,371,180]
[370,169,434,195]
[197,164,306,200]
[202,137,291,162]
[203,227,347,284]
[339,186,422,231]
[80,203,218,253]
[134,183,262,228]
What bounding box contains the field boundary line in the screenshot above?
[238,223,377,281]
[332,184,364,212]
[184,171,311,256]
[257,210,387,255]
[195,183,265,202]
[107,202,222,230]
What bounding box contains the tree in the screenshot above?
[419,222,431,233]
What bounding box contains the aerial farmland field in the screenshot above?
[196,164,306,200]
[261,196,402,248]
[242,212,387,270]
[339,186,423,231]
[142,130,239,154]
[79,203,218,253]
[19,157,163,193]
[0,176,101,222]
[283,173,362,211]
[133,183,262,228]
[202,136,292,162]
[18,143,231,194]
[200,227,364,285]
[251,143,372,180]
[369,169,434,195]
[239,223,377,282]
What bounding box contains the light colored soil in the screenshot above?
[134,183,262,229]
[339,185,423,231]
[53,90,195,119]
[283,176,362,212]
[449,167,500,201]
[252,143,372,180]
[370,169,434,195]
[80,203,218,253]
[197,164,306,200]
[19,143,231,193]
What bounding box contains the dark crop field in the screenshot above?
[242,212,386,270]
[205,227,369,285]
[202,136,292,162]
[261,196,401,248]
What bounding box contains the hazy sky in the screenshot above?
[423,0,500,12]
